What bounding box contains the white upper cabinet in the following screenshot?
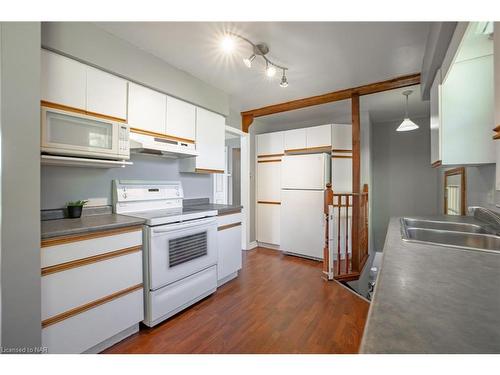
[166,96,196,141]
[283,128,306,151]
[429,69,442,165]
[257,132,284,156]
[86,67,128,120]
[127,83,167,134]
[437,22,495,166]
[180,107,225,172]
[41,49,87,110]
[306,124,332,148]
[332,124,352,150]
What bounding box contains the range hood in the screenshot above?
[130,132,199,158]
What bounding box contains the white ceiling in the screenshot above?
[95,22,431,126]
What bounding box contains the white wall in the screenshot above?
[1,22,41,351]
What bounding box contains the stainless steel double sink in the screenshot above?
[401,217,500,254]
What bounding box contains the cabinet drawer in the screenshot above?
[41,250,143,321]
[217,212,242,227]
[41,227,142,268]
[147,265,217,325]
[42,288,143,354]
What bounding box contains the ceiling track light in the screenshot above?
[222,32,289,87]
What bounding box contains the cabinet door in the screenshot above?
[332,157,353,193]
[306,124,332,148]
[441,55,495,164]
[430,69,442,165]
[41,49,86,110]
[256,203,280,245]
[128,83,167,134]
[217,224,242,281]
[166,96,196,141]
[257,160,281,202]
[196,107,225,171]
[257,132,284,156]
[332,124,352,150]
[86,67,128,120]
[283,128,306,151]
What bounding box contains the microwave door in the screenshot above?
[41,107,120,159]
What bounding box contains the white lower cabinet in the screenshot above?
[256,203,280,245]
[42,289,143,354]
[41,226,144,354]
[217,212,242,285]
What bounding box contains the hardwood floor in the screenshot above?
[104,247,369,354]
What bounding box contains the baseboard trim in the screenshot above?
[86,324,139,354]
[244,241,258,251]
[256,241,280,250]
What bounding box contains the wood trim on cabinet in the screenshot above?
[218,222,242,231]
[195,168,225,174]
[41,100,127,123]
[41,245,142,276]
[431,160,442,168]
[41,225,143,248]
[257,201,281,205]
[331,155,353,159]
[241,73,420,132]
[444,167,466,216]
[257,153,285,158]
[257,159,281,163]
[284,146,332,154]
[129,127,195,144]
[332,149,352,153]
[41,283,143,328]
[217,209,242,216]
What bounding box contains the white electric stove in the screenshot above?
[113,180,218,327]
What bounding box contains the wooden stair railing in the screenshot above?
[323,183,369,281]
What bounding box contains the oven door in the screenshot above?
[147,217,217,290]
[41,106,120,159]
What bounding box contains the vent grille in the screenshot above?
[168,232,208,267]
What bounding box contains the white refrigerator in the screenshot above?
[280,153,331,259]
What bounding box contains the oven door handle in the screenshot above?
[151,218,216,235]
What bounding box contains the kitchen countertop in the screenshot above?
[360,215,500,353]
[183,198,243,216]
[41,214,145,240]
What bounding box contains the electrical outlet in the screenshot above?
[85,197,108,207]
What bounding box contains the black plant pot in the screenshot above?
[67,205,83,219]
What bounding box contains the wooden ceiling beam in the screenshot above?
[240,72,421,132]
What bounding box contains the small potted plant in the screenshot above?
[66,200,88,219]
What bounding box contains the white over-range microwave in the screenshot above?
[41,106,130,161]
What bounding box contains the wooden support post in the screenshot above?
[351,93,361,273]
[242,113,254,133]
[323,183,333,279]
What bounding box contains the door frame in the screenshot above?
[223,125,251,251]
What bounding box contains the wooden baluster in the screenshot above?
[337,195,341,276]
[345,195,349,274]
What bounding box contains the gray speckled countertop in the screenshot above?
[183,198,243,215]
[41,214,145,239]
[360,215,500,354]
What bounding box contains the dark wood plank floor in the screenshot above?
[104,247,369,354]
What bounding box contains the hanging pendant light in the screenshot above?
[396,90,419,132]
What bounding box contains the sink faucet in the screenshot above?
[469,207,500,235]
